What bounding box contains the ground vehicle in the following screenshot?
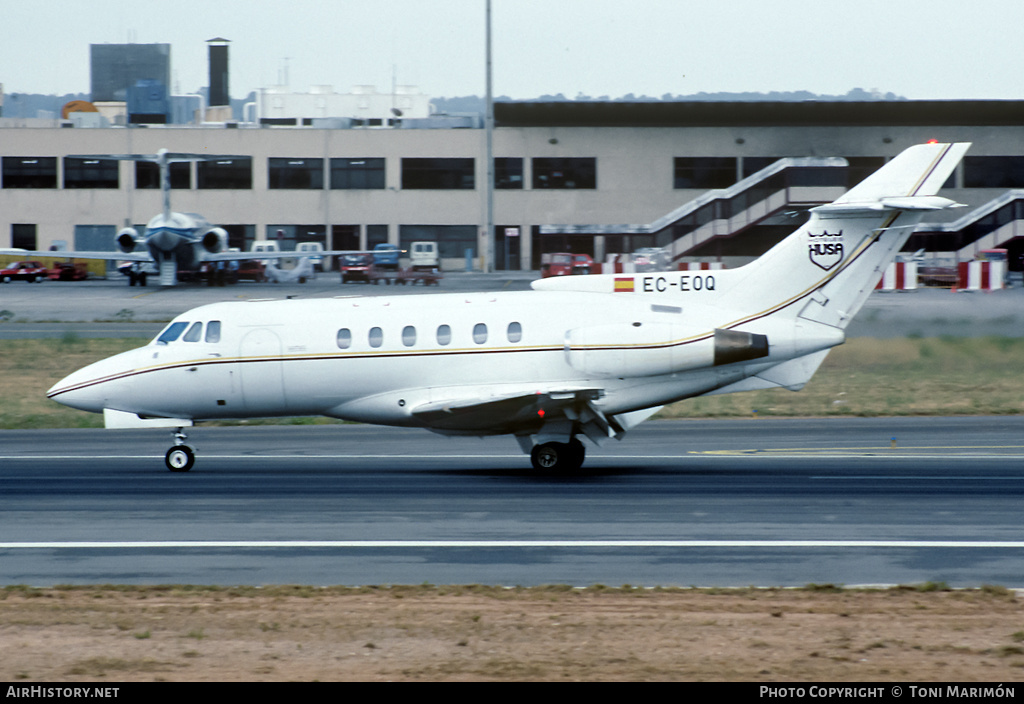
[47,262,89,281]
[373,243,401,270]
[341,254,374,283]
[1,261,48,283]
[235,260,266,282]
[297,242,326,271]
[410,241,440,270]
[541,253,594,278]
[632,247,670,272]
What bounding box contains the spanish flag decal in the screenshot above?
[614,277,634,293]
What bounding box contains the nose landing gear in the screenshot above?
[165,428,195,472]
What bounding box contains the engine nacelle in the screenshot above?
[199,227,229,254]
[116,227,140,254]
[565,324,769,378]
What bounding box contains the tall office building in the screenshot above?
[90,43,171,102]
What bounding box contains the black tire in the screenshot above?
[530,439,586,473]
[165,445,195,472]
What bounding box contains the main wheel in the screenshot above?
[530,439,586,473]
[165,445,195,472]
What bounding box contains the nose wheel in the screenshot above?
[165,428,195,472]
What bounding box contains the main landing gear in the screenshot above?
[530,437,586,473]
[165,427,195,472]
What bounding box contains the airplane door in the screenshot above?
[239,328,287,412]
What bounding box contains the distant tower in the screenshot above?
[207,37,230,107]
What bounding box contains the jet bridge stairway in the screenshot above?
[541,157,849,261]
[906,189,1024,263]
[543,160,1024,269]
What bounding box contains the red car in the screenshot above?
[341,254,374,283]
[541,253,594,278]
[1,261,48,283]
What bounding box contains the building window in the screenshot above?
[198,158,252,189]
[337,328,352,349]
[473,323,488,344]
[964,156,1024,188]
[269,158,324,189]
[64,158,119,189]
[674,157,737,189]
[495,157,523,189]
[532,158,596,189]
[11,224,37,250]
[507,322,522,343]
[401,158,475,189]
[366,225,389,248]
[2,157,57,189]
[436,324,452,346]
[330,158,385,189]
[136,161,191,189]
[402,326,417,347]
[399,225,476,259]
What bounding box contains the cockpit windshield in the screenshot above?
[156,321,189,344]
[155,320,223,345]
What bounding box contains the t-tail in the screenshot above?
[717,142,970,331]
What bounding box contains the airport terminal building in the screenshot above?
[2,100,1024,272]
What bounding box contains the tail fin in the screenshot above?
[720,142,970,330]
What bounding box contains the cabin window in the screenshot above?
[402,325,417,347]
[205,321,222,343]
[336,328,352,349]
[507,321,523,343]
[473,323,488,344]
[436,324,451,346]
[183,322,203,342]
[368,326,383,348]
[157,321,188,344]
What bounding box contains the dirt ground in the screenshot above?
[1,585,1023,682]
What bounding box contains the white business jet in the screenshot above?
[47,142,969,472]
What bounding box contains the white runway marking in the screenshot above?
[2,540,1023,549]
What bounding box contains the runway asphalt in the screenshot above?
[2,418,1022,588]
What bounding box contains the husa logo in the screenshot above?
[807,230,844,271]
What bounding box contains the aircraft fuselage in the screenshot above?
[47,287,837,432]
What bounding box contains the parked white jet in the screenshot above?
[48,143,970,472]
[1,149,365,287]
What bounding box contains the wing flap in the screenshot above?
[412,388,603,433]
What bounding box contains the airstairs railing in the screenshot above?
[910,189,1024,260]
[541,157,848,260]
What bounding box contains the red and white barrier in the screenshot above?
[956,260,1005,291]
[876,262,917,291]
[676,262,725,271]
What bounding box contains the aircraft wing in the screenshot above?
[0,249,152,262]
[201,249,375,262]
[411,386,607,435]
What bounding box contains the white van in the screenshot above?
[410,241,440,270]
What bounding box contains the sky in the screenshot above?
[3,0,1023,100]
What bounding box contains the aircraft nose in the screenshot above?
[47,365,109,413]
[47,353,136,414]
